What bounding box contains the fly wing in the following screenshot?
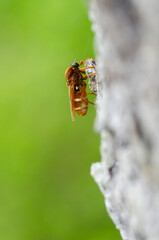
[69,83,75,121]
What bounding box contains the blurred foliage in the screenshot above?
[0,0,121,239]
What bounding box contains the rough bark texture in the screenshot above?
[89,1,159,240]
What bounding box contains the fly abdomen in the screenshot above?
[74,93,88,117]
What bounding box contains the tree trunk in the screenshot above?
[89,1,159,239]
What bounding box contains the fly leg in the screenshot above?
[80,84,86,99]
[87,92,96,96]
[82,72,97,80]
[83,58,92,67]
[81,58,97,77]
[81,85,96,106]
[83,98,96,106]
[80,66,95,71]
[84,92,96,105]
[86,72,97,77]
[80,69,86,74]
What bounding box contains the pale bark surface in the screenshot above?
[89,1,159,240]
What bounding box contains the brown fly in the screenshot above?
[65,58,96,121]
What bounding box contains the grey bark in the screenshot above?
[89,1,159,240]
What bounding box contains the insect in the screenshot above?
[65,58,97,121]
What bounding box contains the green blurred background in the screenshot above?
[0,0,121,239]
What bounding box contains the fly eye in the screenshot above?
[71,62,79,68]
